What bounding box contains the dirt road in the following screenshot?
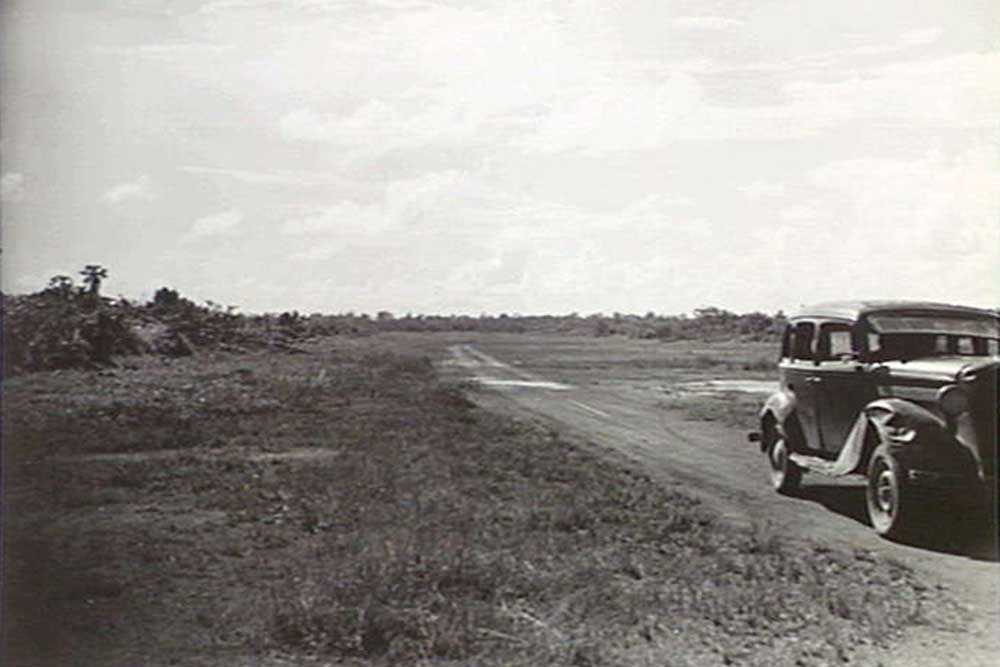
[441,342,1000,667]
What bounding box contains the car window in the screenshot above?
[872,332,996,359]
[816,323,853,361]
[829,331,852,357]
[867,332,881,356]
[790,322,815,361]
[867,313,999,339]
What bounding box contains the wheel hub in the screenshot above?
[770,440,786,471]
[875,468,895,514]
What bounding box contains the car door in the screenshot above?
[781,320,822,451]
[814,322,876,453]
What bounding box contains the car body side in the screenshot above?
[758,303,998,493]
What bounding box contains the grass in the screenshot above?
[658,390,765,429]
[3,336,964,666]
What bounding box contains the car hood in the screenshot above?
[879,356,1000,383]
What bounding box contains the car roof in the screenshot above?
[789,300,998,323]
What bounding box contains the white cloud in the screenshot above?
[516,72,708,153]
[780,52,1000,130]
[282,200,388,237]
[181,165,339,186]
[102,175,153,205]
[738,181,787,199]
[517,50,1000,153]
[95,43,234,59]
[269,3,612,157]
[274,167,727,313]
[182,209,243,242]
[267,12,993,160]
[1,172,25,202]
[900,27,942,47]
[281,170,503,248]
[806,146,998,305]
[198,0,359,14]
[278,100,480,150]
[672,16,743,31]
[845,27,944,57]
[5,1,996,315]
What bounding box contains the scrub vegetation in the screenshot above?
[3,269,784,375]
[4,336,964,666]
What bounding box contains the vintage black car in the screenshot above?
[751,301,998,538]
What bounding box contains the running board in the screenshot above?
[787,415,870,478]
[789,453,842,476]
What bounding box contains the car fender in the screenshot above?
[834,398,976,475]
[761,388,795,423]
[759,389,798,451]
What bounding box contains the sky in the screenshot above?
[2,0,998,316]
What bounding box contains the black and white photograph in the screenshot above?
[2,1,998,665]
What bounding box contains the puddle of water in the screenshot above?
[476,377,572,391]
[674,379,776,395]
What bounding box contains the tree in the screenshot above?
[151,287,182,308]
[80,264,108,295]
[45,275,76,300]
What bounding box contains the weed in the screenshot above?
[744,520,783,555]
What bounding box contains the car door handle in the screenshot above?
[806,376,822,384]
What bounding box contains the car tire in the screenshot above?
[766,435,801,495]
[865,444,916,539]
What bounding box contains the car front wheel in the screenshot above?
[766,435,801,495]
[865,444,916,539]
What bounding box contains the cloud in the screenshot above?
[269,3,612,156]
[198,0,361,14]
[845,27,944,57]
[672,16,743,31]
[780,52,1000,130]
[738,181,786,199]
[182,209,243,242]
[102,175,153,205]
[282,200,387,237]
[899,27,942,47]
[1,172,25,202]
[281,170,501,248]
[95,43,234,59]
[272,167,727,314]
[515,72,707,153]
[803,146,998,304]
[264,10,987,161]
[181,165,339,187]
[516,50,1000,153]
[278,101,479,149]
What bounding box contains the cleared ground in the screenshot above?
[2,332,995,666]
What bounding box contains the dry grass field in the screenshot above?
[3,334,966,666]
[457,334,777,429]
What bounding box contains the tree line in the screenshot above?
[3,265,787,373]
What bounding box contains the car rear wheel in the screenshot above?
[865,444,915,539]
[766,436,801,495]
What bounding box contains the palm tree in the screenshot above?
[80,264,108,295]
